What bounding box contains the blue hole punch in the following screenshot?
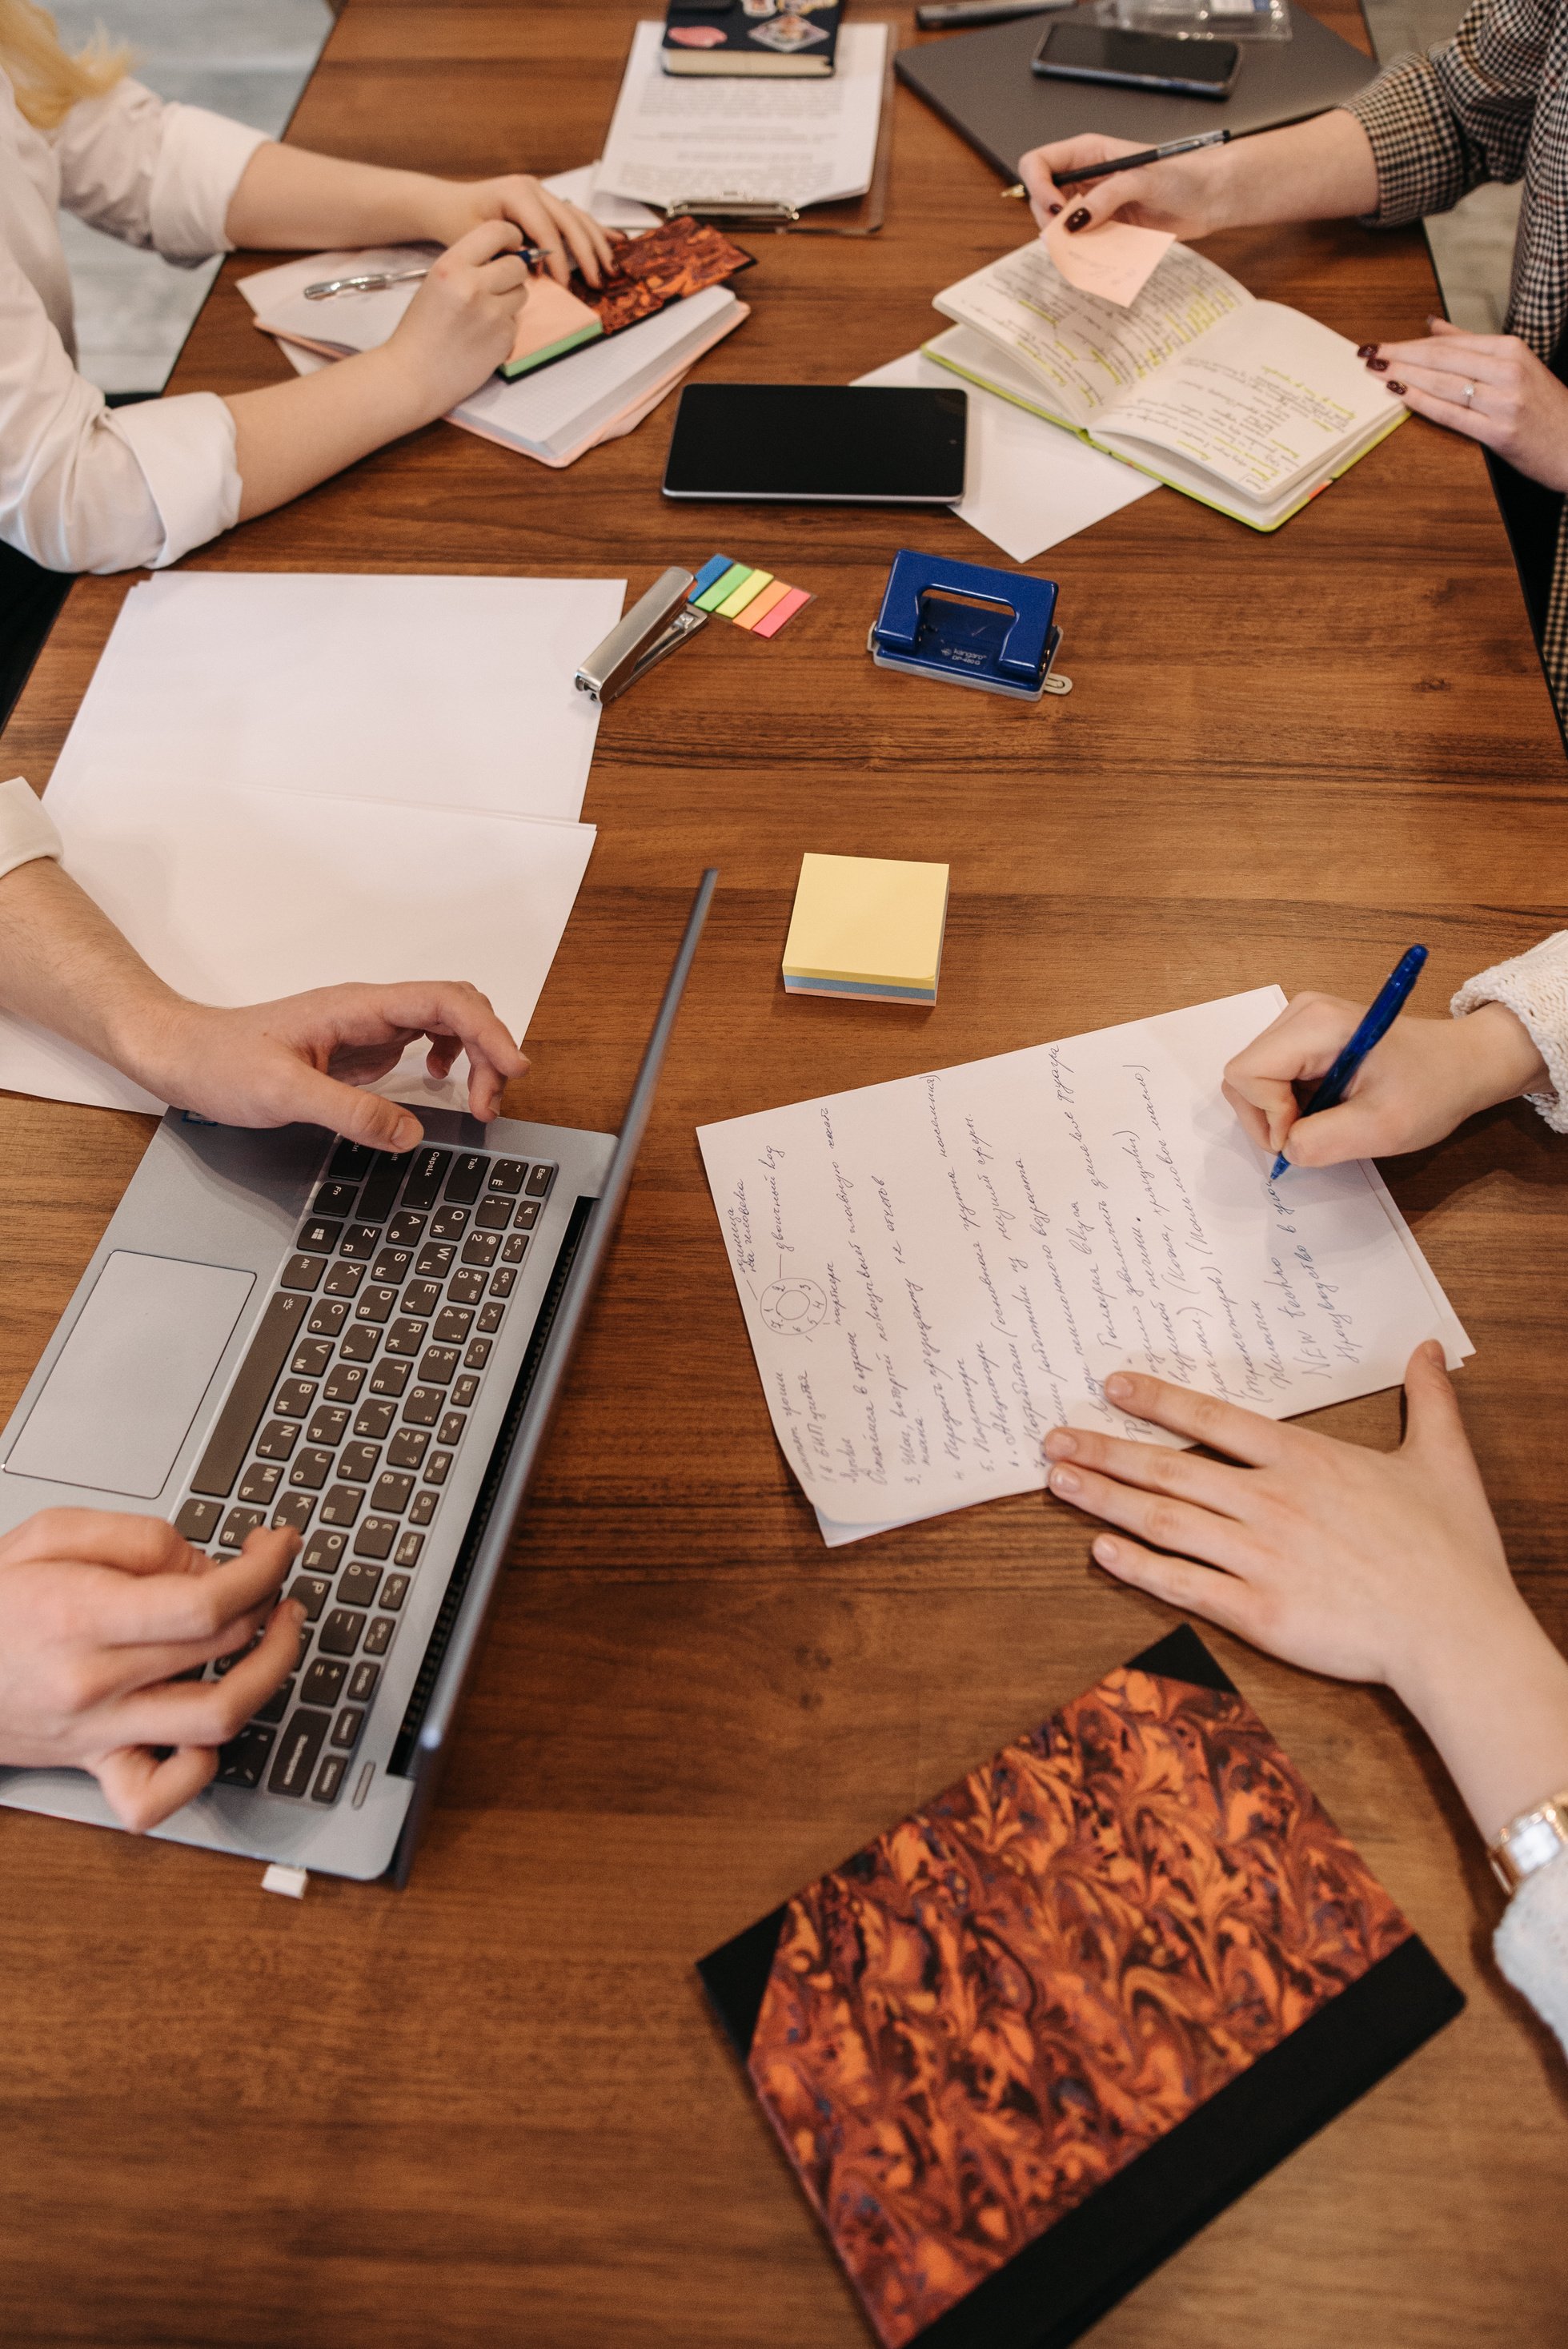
[867,550,1071,703]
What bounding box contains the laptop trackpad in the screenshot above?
[4,1251,255,1500]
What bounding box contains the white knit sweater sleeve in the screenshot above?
[0,776,62,881]
[1451,930,1568,1134]
[1495,1851,1568,2055]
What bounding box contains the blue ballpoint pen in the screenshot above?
[1270,944,1430,1179]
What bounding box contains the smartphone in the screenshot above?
[663,385,968,505]
[1031,20,1240,97]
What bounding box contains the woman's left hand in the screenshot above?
[1362,317,1568,492]
[431,175,619,287]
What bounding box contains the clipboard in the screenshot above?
[661,14,903,237]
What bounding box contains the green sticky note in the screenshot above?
[717,568,774,620]
[695,562,754,612]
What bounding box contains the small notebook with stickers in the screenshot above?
[699,1625,1462,2349]
[664,0,844,77]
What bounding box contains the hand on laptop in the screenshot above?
[126,981,530,1152]
[0,854,527,1148]
[0,1513,304,1831]
[1221,991,1547,1167]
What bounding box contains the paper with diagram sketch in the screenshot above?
[698,991,1470,1543]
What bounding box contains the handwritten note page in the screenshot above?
[1097,302,1395,498]
[698,993,1470,1542]
[936,243,1250,428]
[1042,215,1174,309]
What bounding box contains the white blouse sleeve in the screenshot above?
[0,777,62,882]
[50,78,268,265]
[1494,1851,1568,2057]
[1452,931,1568,1134]
[0,246,242,572]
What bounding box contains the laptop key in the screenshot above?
[311,1755,347,1804]
[448,1270,485,1307]
[524,1164,555,1199]
[476,1304,504,1335]
[371,1472,414,1515]
[386,1211,428,1247]
[301,1531,347,1575]
[347,1660,380,1705]
[328,1142,374,1180]
[355,1285,398,1326]
[463,1339,492,1371]
[461,1232,499,1268]
[339,1443,380,1484]
[487,1159,527,1196]
[514,1201,540,1231]
[403,1280,442,1318]
[320,1485,364,1527]
[379,1574,411,1612]
[363,1615,395,1656]
[275,1378,318,1417]
[399,1147,451,1211]
[319,1610,363,1658]
[290,1342,331,1379]
[238,1462,282,1505]
[418,1346,459,1385]
[451,1375,480,1411]
[302,1659,347,1708]
[322,1362,366,1404]
[433,1307,472,1345]
[437,1413,465,1448]
[355,1401,395,1441]
[312,1182,359,1217]
[371,1247,413,1286]
[386,1318,428,1358]
[297,1219,343,1255]
[409,1491,438,1527]
[291,1447,334,1491]
[500,1235,528,1266]
[281,1254,327,1292]
[490,1269,516,1299]
[307,1299,348,1338]
[394,1531,424,1570]
[189,1291,310,1500]
[323,1260,364,1299]
[343,1556,387,1600]
[175,1498,221,1544]
[444,1153,487,1205]
[430,1204,469,1239]
[422,1453,452,1488]
[306,1407,349,1448]
[331,1708,366,1752]
[267,1709,331,1796]
[368,1358,411,1398]
[217,1726,275,1789]
[219,1506,265,1549]
[414,1243,455,1279]
[340,1326,380,1363]
[403,1386,442,1427]
[356,1155,405,1223]
[475,1199,511,1231]
[287,1574,332,1621]
[271,1494,314,1534]
[388,1428,428,1469]
[256,1418,300,1460]
[339,1223,380,1261]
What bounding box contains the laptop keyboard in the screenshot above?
[168,1137,554,1808]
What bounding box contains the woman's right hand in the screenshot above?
[1019,133,1238,240]
[1222,992,1550,1167]
[379,219,531,412]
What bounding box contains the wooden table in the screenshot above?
[3,4,1566,2342]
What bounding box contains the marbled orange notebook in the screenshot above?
[699,1628,1462,2349]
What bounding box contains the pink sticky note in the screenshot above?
[751,586,812,639]
[1043,215,1174,307]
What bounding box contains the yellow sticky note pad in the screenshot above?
[782,853,949,1006]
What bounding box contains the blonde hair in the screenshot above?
[0,0,128,130]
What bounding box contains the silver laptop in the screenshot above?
[0,873,716,1884]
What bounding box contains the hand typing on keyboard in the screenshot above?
[0,849,526,1150]
[0,1514,305,1832]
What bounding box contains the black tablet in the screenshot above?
[663,383,968,504]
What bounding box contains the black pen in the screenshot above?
[1001,126,1230,199]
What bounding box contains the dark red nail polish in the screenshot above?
[1048,202,1063,215]
[1386,379,1406,394]
[1366,355,1389,371]
[1065,207,1091,233]
[1355,343,1375,358]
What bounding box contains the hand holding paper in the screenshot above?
[1042,213,1174,307]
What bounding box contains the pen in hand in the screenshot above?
[304,243,542,299]
[1269,945,1430,1179]
[1001,127,1232,199]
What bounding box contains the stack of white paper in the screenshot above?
[697,992,1471,1547]
[599,20,888,210]
[0,572,624,1115]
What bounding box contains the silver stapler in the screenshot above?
[574,567,710,705]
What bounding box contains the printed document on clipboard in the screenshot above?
[598,19,890,224]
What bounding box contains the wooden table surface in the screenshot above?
[3,3,1567,2343]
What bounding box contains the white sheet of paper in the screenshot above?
[698,991,1471,1544]
[1042,215,1175,307]
[50,573,622,825]
[855,340,1154,561]
[0,775,596,1114]
[598,19,888,208]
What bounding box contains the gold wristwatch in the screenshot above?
[1488,1787,1568,1893]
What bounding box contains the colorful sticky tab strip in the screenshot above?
[688,555,813,639]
